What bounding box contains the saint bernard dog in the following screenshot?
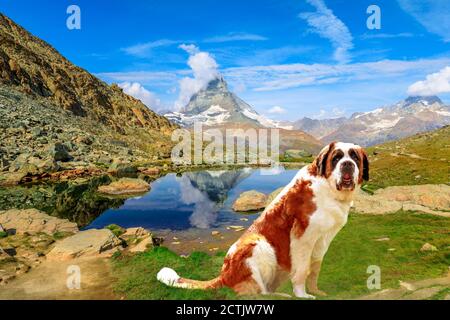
[157,142,369,299]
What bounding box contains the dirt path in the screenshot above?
[0,256,117,300]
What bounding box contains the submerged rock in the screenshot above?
[232,190,267,212]
[0,209,78,235]
[98,178,150,195]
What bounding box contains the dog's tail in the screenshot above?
[157,267,223,290]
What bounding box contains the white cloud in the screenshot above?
[267,106,286,114]
[119,82,161,109]
[174,44,220,110]
[398,0,450,42]
[407,66,450,96]
[204,32,268,43]
[121,39,180,57]
[178,44,199,55]
[223,57,450,92]
[360,32,415,39]
[299,0,354,64]
[99,57,450,100]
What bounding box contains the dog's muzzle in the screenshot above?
[337,161,355,191]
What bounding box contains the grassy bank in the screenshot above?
[112,211,450,300]
[366,126,449,189]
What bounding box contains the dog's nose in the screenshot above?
[341,161,355,170]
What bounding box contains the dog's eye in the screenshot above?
[332,155,341,164]
[350,152,360,164]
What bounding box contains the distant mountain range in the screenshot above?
[164,73,450,148]
[294,96,450,146]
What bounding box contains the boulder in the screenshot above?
[232,190,267,212]
[47,229,123,260]
[0,172,27,186]
[98,178,150,195]
[8,154,59,176]
[0,209,78,235]
[8,153,31,172]
[122,227,150,239]
[108,161,138,177]
[141,167,160,176]
[266,187,284,207]
[46,142,73,162]
[129,236,153,253]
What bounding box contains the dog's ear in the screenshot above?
[361,149,369,181]
[311,142,335,177]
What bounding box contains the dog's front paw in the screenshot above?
[293,285,316,299]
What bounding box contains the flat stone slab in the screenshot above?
[98,178,150,195]
[359,275,450,300]
[354,184,450,216]
[47,229,122,261]
[0,209,78,235]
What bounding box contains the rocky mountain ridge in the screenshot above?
[0,14,175,134]
[0,14,178,183]
[294,96,450,146]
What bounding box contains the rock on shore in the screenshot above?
[0,209,78,235]
[47,229,123,261]
[232,190,267,212]
[353,184,450,217]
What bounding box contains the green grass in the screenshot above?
[112,211,450,300]
[112,248,236,300]
[105,224,126,237]
[367,126,450,188]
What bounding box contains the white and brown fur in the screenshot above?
[157,142,369,298]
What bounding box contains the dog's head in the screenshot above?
[310,142,369,193]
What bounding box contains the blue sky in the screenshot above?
[1,0,450,120]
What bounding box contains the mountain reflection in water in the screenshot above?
[86,168,297,232]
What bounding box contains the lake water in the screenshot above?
[85,167,298,253]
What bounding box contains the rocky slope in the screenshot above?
[0,14,177,181]
[366,125,450,188]
[0,14,175,133]
[292,117,347,140]
[305,96,450,146]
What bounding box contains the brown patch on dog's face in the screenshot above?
[309,142,336,177]
[248,179,316,271]
[353,147,369,183]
